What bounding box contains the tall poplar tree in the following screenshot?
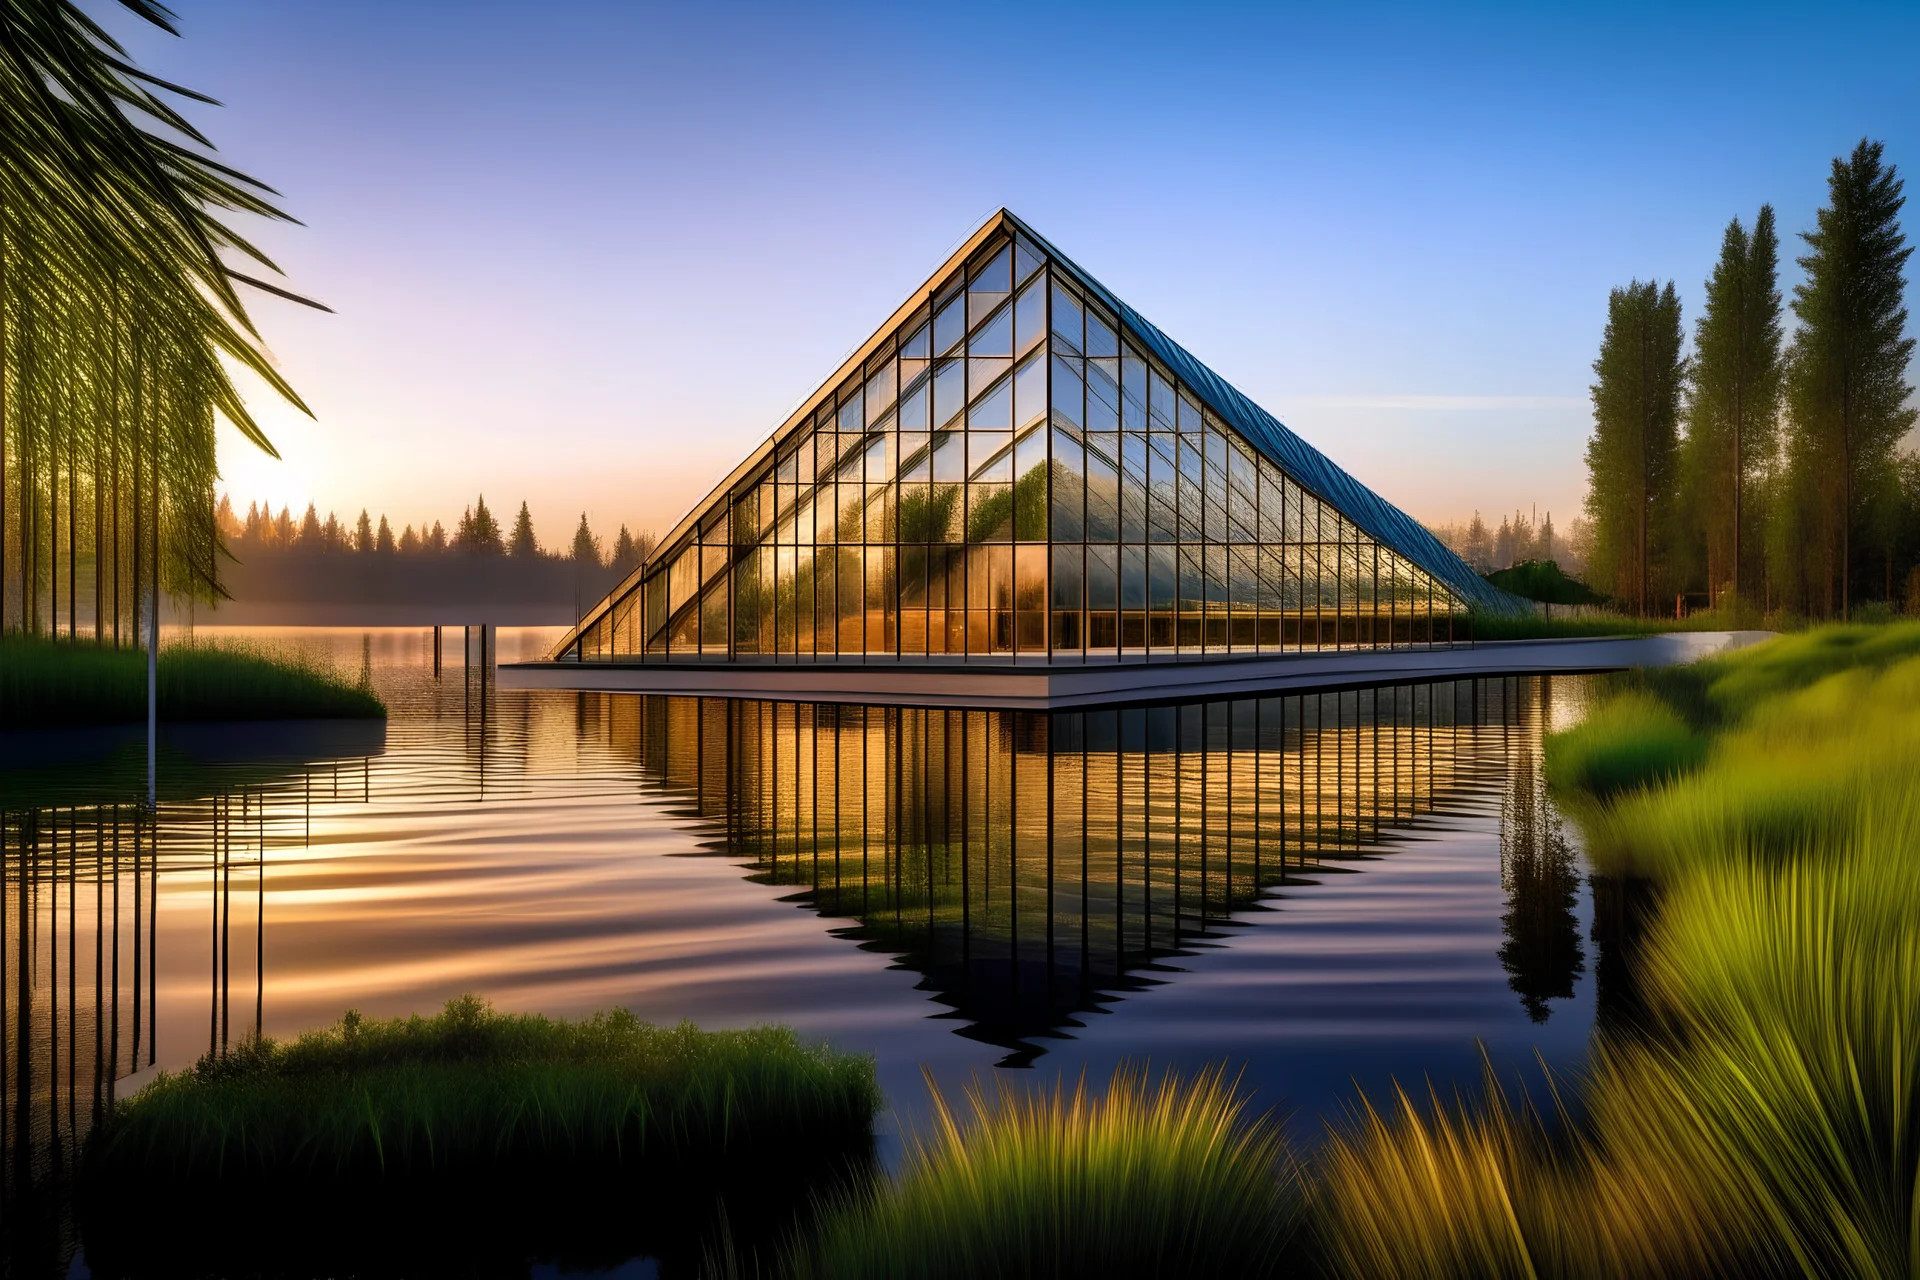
[1585,281,1687,615]
[1683,208,1783,605]
[1786,139,1916,618]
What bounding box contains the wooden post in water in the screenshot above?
[432,625,442,677]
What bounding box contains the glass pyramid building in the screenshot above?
[554,210,1517,666]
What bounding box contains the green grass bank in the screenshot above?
[1,634,384,726]
[82,998,881,1275]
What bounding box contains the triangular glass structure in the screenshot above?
[557,211,1519,664]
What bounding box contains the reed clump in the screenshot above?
[1306,622,1920,1278]
[1,634,384,726]
[86,996,879,1184]
[797,1065,1299,1279]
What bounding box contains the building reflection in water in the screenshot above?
[593,676,1582,1065]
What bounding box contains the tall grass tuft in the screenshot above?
[1,634,384,725]
[1541,689,1705,800]
[798,1065,1298,1279]
[1586,816,1920,1280]
[1314,1067,1719,1279]
[86,996,878,1183]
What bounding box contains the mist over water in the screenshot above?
[2,626,1607,1275]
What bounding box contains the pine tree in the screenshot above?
[611,524,640,574]
[458,495,504,555]
[1585,280,1686,615]
[508,501,538,557]
[376,515,395,554]
[298,502,323,547]
[570,512,601,566]
[1464,511,1491,572]
[426,520,448,554]
[355,509,374,554]
[322,511,345,552]
[275,507,296,547]
[1786,139,1916,618]
[397,523,419,555]
[1684,207,1783,606]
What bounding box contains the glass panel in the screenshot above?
[968,374,1012,431]
[900,431,932,482]
[968,485,1013,544]
[865,363,897,424]
[1014,351,1046,430]
[1015,278,1045,357]
[1084,434,1120,543]
[900,321,930,360]
[1050,280,1084,356]
[931,429,966,482]
[968,246,1011,328]
[1087,544,1118,608]
[934,358,965,428]
[933,484,965,542]
[865,433,894,484]
[1015,544,1046,652]
[935,293,966,355]
[1013,235,1044,284]
[1086,305,1118,359]
[1121,351,1148,429]
[838,389,863,435]
[1120,546,1147,608]
[1149,369,1176,431]
[1050,544,1082,611]
[1119,436,1149,543]
[970,301,1012,357]
[1049,353,1082,432]
[1086,358,1120,431]
[897,482,931,543]
[1050,427,1085,543]
[1148,545,1177,613]
[970,355,1011,394]
[1179,391,1205,434]
[898,368,930,431]
[969,431,1013,482]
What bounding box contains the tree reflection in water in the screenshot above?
[1497,731,1586,1022]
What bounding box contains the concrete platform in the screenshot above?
[498,631,1773,710]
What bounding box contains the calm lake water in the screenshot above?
[1,626,1614,1277]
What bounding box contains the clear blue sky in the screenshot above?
[116,1,1919,545]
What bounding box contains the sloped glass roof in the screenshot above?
[1001,212,1518,615]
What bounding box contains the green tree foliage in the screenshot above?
[0,0,314,639]
[456,495,504,556]
[610,524,641,575]
[374,514,394,555]
[508,500,537,557]
[568,512,600,566]
[354,509,373,554]
[1784,140,1916,619]
[1584,281,1686,615]
[1680,207,1782,605]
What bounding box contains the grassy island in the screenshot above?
[83,998,880,1274]
[0,635,384,726]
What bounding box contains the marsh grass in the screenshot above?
[1,634,384,725]
[797,1065,1299,1279]
[1313,1066,1721,1280]
[1541,689,1705,800]
[87,996,878,1183]
[81,998,880,1276]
